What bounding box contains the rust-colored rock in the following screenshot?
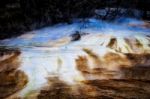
[0,48,28,99]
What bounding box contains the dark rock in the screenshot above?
[71,31,81,41]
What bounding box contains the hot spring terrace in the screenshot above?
[0,18,150,99]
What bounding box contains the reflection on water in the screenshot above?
[0,18,150,98]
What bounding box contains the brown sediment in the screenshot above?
[29,77,150,99]
[79,53,150,98]
[76,49,131,80]
[0,70,28,99]
[135,38,144,48]
[101,35,150,54]
[107,38,117,48]
[20,51,150,99]
[103,52,131,68]
[83,48,99,59]
[37,77,79,99]
[121,66,150,81]
[83,79,150,99]
[0,48,28,99]
[77,48,104,74]
[76,56,89,72]
[37,67,150,99]
[83,48,102,69]
[0,49,21,72]
[125,53,150,66]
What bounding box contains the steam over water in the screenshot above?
[0,18,150,98]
